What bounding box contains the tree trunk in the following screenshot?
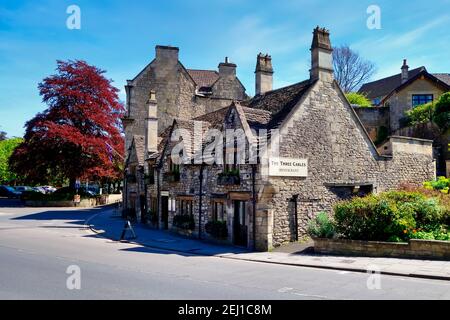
[69,178,77,190]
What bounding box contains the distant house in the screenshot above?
[357,60,450,176]
[359,60,450,131]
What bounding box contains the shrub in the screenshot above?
[345,92,371,107]
[404,102,435,126]
[205,220,228,238]
[20,187,94,201]
[424,176,450,191]
[143,210,158,224]
[434,92,450,131]
[307,212,335,239]
[409,228,450,241]
[334,191,447,242]
[173,214,195,230]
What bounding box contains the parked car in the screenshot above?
[42,186,57,193]
[0,185,22,199]
[14,186,34,193]
[32,187,47,194]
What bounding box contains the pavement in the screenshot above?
[1,199,450,299]
[87,207,450,281]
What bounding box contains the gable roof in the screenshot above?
[241,107,272,127]
[433,73,450,85]
[126,135,145,167]
[358,67,426,100]
[359,67,450,102]
[243,79,315,128]
[381,69,450,104]
[187,69,219,90]
[194,105,230,129]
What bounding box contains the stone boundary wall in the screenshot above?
[313,238,450,261]
[25,199,97,208]
[25,194,122,208]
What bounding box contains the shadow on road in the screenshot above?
[0,199,24,208]
[11,206,112,227]
[119,246,196,257]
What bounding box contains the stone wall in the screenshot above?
[124,47,246,158]
[353,106,389,141]
[314,238,450,260]
[264,79,435,248]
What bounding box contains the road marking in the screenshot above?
[277,287,293,293]
[293,292,329,299]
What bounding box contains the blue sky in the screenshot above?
[1,0,450,137]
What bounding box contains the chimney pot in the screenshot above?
[310,26,334,82]
[255,53,274,95]
[401,59,409,84]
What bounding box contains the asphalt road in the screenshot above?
[0,199,449,300]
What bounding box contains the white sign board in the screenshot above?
[269,157,308,177]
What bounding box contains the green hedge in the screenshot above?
[20,188,95,201]
[404,102,435,126]
[307,212,335,239]
[423,176,450,194]
[333,191,448,242]
[345,92,372,107]
[173,214,195,230]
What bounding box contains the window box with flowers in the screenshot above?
[217,169,240,186]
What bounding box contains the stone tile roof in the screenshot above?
[194,106,230,129]
[133,135,145,166]
[187,69,219,90]
[241,107,272,127]
[358,67,425,100]
[244,79,314,128]
[433,73,450,86]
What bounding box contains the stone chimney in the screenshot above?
[255,53,274,95]
[218,57,237,78]
[401,59,409,84]
[145,90,158,155]
[155,45,179,65]
[310,26,334,82]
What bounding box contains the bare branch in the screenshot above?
[333,45,376,93]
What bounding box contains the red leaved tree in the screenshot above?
[10,60,125,187]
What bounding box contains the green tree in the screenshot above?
[434,92,450,132]
[345,92,372,107]
[0,138,23,184]
[405,102,435,126]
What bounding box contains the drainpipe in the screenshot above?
[292,194,299,241]
[156,167,161,229]
[251,164,257,251]
[143,175,148,224]
[198,164,205,240]
[122,171,128,219]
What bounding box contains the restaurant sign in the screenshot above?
[269,157,308,177]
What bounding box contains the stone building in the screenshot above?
[122,46,247,215]
[128,27,436,251]
[357,60,450,175]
